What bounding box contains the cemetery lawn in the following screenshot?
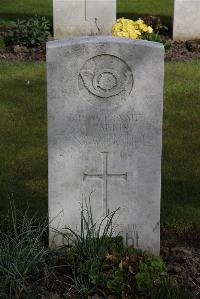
[0,0,173,28]
[0,60,199,230]
[0,0,52,24]
[118,0,173,29]
[0,62,47,216]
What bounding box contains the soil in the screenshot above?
[165,40,200,61]
[0,39,200,62]
[0,44,46,61]
[161,230,200,298]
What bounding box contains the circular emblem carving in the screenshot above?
[78,54,134,108]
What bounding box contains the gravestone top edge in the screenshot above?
[46,36,164,51]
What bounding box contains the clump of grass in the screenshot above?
[57,197,122,297]
[0,203,49,299]
[60,197,121,261]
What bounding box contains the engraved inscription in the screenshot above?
[66,112,157,149]
[83,152,127,215]
[117,224,144,247]
[78,54,134,107]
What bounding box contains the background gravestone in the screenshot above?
[47,36,164,254]
[173,0,200,40]
[53,0,116,38]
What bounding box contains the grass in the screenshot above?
[0,0,173,28]
[0,206,49,298]
[117,0,173,29]
[162,60,200,229]
[0,62,47,216]
[0,60,199,230]
[0,0,52,24]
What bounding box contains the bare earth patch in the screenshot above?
[161,230,200,298]
[165,40,200,61]
[0,39,200,62]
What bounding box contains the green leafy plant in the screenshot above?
[142,32,171,49]
[57,199,168,298]
[4,15,51,48]
[0,204,50,299]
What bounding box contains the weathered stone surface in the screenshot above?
[47,36,164,254]
[173,0,200,40]
[53,0,116,38]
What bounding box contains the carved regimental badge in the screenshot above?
[78,54,134,108]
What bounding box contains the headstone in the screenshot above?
[47,36,164,254]
[173,0,200,40]
[53,0,116,39]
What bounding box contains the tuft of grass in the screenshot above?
[59,198,120,261]
[0,203,49,299]
[57,199,122,297]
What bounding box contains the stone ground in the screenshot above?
[0,40,200,62]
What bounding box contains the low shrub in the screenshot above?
[4,15,51,48]
[58,200,167,298]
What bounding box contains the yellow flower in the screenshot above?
[112,23,122,31]
[112,17,153,40]
[147,26,153,33]
[122,32,130,38]
[136,18,144,25]
[129,31,138,39]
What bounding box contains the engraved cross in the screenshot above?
[83,152,127,215]
[84,0,87,21]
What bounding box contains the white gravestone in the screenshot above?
[47,36,164,254]
[53,0,116,38]
[173,0,200,40]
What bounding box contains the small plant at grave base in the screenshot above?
[112,17,171,49]
[57,199,168,298]
[4,15,51,48]
[0,203,50,299]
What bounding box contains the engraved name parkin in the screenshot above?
[83,152,127,215]
[78,54,134,107]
